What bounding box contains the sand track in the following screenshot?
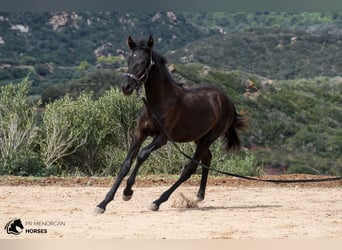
[1,175,341,239]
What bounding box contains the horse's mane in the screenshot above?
[152,51,168,65]
[152,50,183,88]
[135,38,183,88]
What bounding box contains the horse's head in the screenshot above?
[5,218,24,235]
[121,35,155,95]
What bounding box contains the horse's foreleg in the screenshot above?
[95,133,146,214]
[123,134,167,201]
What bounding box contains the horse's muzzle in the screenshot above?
[121,78,135,95]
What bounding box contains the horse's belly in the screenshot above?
[170,118,215,143]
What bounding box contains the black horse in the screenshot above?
[95,35,246,213]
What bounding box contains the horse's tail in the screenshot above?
[223,108,248,152]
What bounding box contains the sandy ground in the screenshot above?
[1,177,341,239]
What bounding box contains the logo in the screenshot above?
[4,218,24,235]
[4,218,66,236]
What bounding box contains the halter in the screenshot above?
[124,53,155,92]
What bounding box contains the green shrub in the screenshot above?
[141,141,196,175]
[41,85,65,104]
[0,149,45,177]
[38,88,140,175]
[0,77,38,172]
[34,64,50,76]
[77,60,90,71]
[209,141,262,176]
[140,140,261,177]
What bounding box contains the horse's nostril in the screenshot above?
[122,83,131,91]
[121,81,134,95]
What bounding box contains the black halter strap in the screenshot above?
[124,54,155,92]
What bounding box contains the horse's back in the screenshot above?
[182,84,234,113]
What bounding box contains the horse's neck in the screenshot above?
[144,64,177,107]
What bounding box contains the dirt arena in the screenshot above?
[1,175,341,239]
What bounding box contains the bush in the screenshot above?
[0,77,38,172]
[141,141,196,175]
[140,140,261,177]
[34,64,50,76]
[209,141,262,176]
[38,88,140,175]
[0,149,45,176]
[41,85,65,104]
[38,94,89,171]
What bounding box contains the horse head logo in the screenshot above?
[4,218,24,235]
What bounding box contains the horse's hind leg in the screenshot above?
[123,134,167,201]
[149,142,211,211]
[196,149,212,202]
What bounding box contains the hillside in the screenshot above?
[0,12,213,66]
[167,28,342,79]
[0,12,215,89]
[0,12,342,90]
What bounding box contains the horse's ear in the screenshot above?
[127,36,136,50]
[147,35,154,49]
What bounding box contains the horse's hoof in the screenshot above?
[94,206,105,214]
[194,196,204,203]
[123,190,133,201]
[122,194,132,201]
[149,202,159,211]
